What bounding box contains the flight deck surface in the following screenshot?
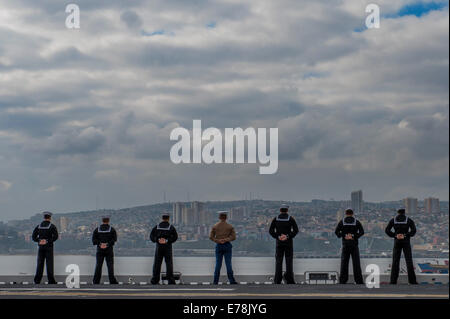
[0,283,447,299]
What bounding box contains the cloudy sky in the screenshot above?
[0,0,448,220]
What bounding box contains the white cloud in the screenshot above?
[43,185,60,192]
[0,180,12,191]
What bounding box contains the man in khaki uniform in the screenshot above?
[209,211,238,285]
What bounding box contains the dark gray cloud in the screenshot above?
[120,10,143,29]
[39,126,107,155]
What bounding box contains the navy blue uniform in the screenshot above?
[335,216,364,284]
[92,224,118,284]
[269,214,299,284]
[150,221,178,284]
[385,215,417,284]
[32,221,59,284]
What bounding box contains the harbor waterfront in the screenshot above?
[0,255,447,283]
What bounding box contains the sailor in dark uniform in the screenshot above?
[150,214,178,285]
[334,208,364,284]
[32,212,59,284]
[269,204,299,284]
[385,208,418,285]
[92,215,118,284]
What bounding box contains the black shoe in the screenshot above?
[282,274,296,284]
[230,281,238,285]
[168,281,176,285]
[409,282,418,285]
[151,281,159,285]
[283,273,296,284]
[110,281,119,285]
[48,281,58,285]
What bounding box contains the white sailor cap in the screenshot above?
[280,204,289,209]
[218,211,228,217]
[42,211,53,217]
[101,215,111,219]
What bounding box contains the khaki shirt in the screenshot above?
[209,221,236,243]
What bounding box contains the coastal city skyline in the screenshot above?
[0,187,446,222]
[1,189,447,258]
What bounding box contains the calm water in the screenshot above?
[0,255,446,275]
